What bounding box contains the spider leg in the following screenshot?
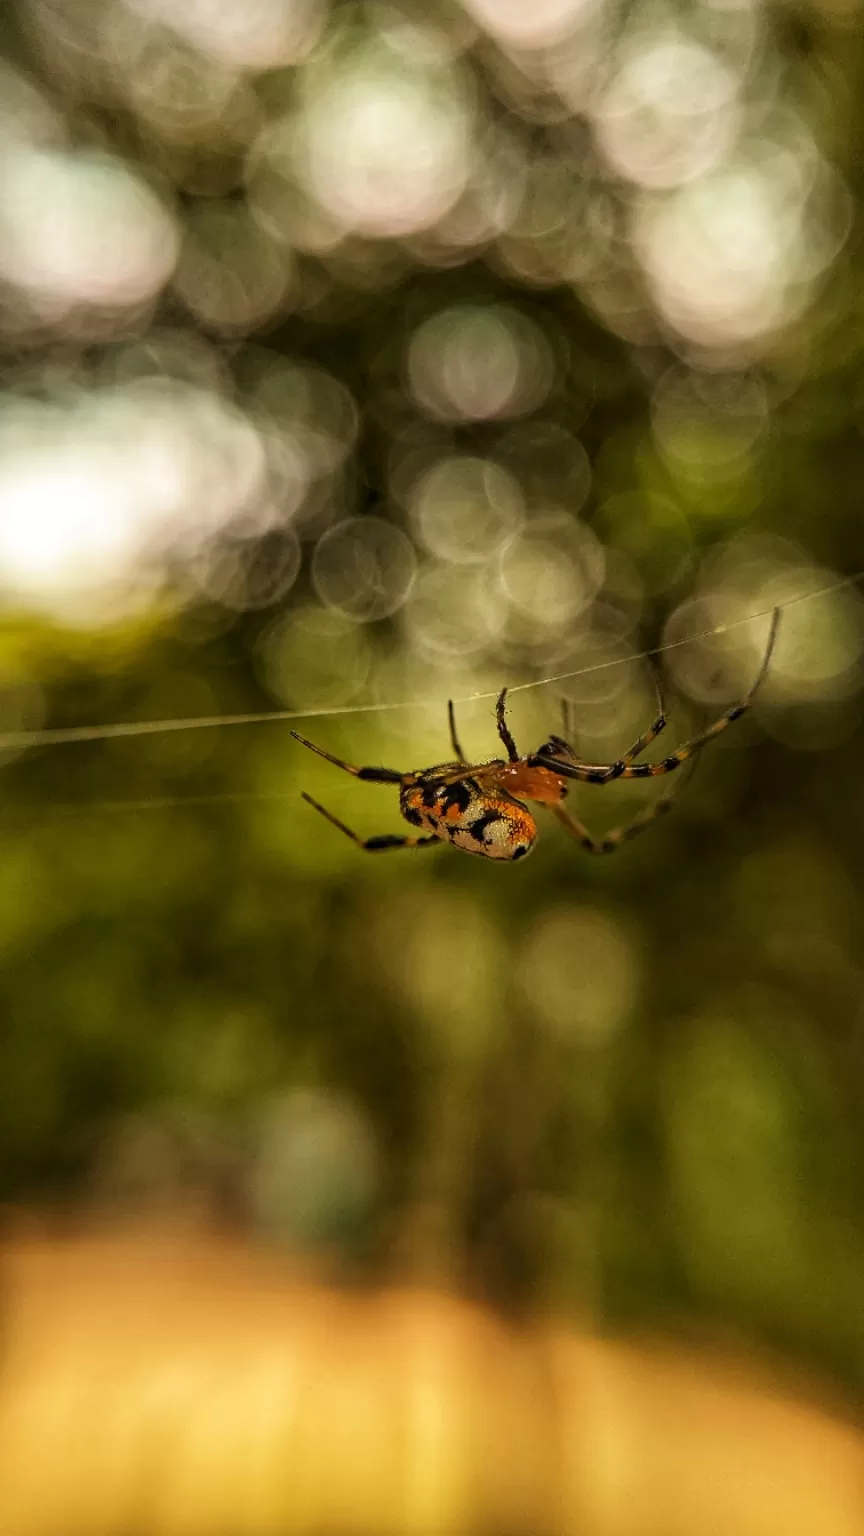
[615,607,780,780]
[290,731,405,784]
[300,793,438,851]
[495,689,519,763]
[550,759,698,855]
[536,609,780,784]
[551,797,673,855]
[616,672,667,765]
[551,674,667,773]
[447,700,466,762]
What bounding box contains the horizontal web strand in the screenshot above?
[0,569,860,754]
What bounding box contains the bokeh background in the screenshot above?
[1,0,864,1473]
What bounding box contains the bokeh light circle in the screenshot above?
[498,511,605,629]
[294,45,475,238]
[652,368,768,484]
[594,36,741,191]
[0,147,178,312]
[312,516,417,622]
[461,0,602,51]
[174,201,290,332]
[494,422,592,515]
[402,562,506,659]
[407,304,555,421]
[190,527,302,612]
[129,0,326,71]
[406,456,524,565]
[258,603,373,708]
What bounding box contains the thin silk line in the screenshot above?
[0,569,861,753]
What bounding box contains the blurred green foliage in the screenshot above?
[0,0,863,1409]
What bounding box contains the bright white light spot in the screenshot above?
[294,47,474,237]
[0,458,138,585]
[0,386,271,622]
[461,0,603,50]
[634,166,801,347]
[127,0,325,69]
[594,37,740,190]
[0,148,178,313]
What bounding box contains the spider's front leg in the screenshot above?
[535,609,780,784]
[529,674,667,785]
[494,689,520,762]
[447,700,467,762]
[290,730,405,783]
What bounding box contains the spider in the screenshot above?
[290,609,779,861]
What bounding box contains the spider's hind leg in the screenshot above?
[300,793,437,851]
[551,759,698,855]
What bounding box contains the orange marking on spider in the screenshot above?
[290,610,779,861]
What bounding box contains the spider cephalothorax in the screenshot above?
[290,610,778,861]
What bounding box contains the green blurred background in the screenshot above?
[0,0,862,1404]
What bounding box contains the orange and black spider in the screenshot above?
[290,610,779,862]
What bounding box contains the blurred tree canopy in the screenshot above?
[0,0,862,1404]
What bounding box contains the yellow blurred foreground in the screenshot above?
[0,1233,861,1536]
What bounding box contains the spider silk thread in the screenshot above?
[0,567,861,754]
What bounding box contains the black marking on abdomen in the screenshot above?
[442,779,474,814]
[465,809,504,846]
[401,802,425,827]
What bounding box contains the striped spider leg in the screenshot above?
[525,608,780,853]
[547,756,702,855]
[287,734,439,852]
[290,608,779,861]
[534,672,684,853]
[290,692,542,860]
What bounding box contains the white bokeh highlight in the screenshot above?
[0,148,178,314]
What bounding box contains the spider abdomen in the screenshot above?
[400,778,536,861]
